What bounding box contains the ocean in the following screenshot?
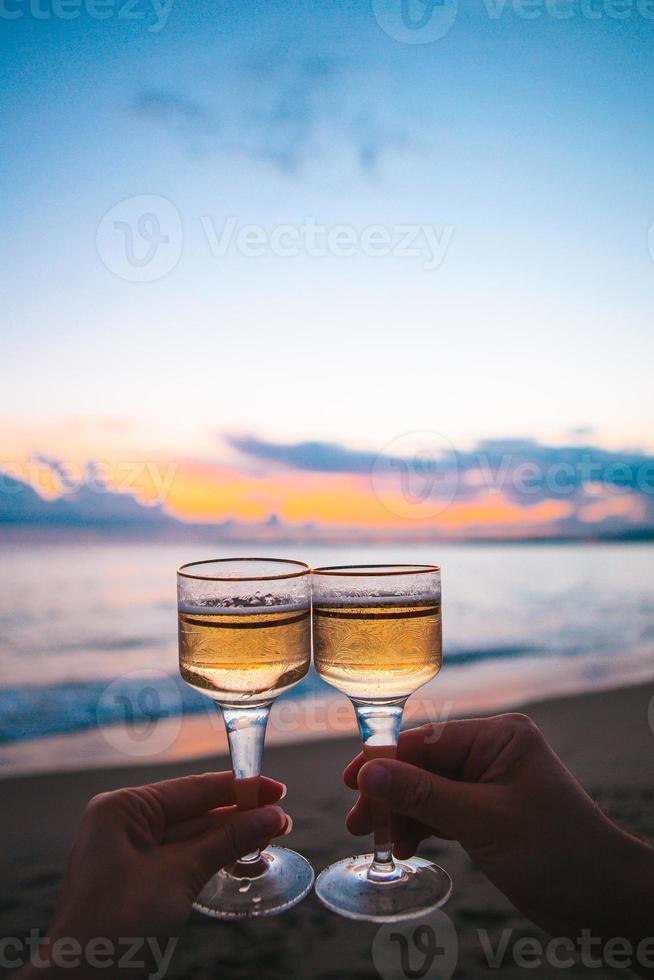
[1,538,653,748]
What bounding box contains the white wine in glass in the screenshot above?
[179,605,311,703]
[313,597,442,701]
[177,558,314,918]
[312,564,451,922]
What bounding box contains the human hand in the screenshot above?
[344,714,654,964]
[18,772,289,978]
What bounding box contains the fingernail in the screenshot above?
[359,761,392,799]
[280,815,293,837]
[252,805,286,835]
[278,783,287,800]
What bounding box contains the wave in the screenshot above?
[0,645,555,744]
[0,669,338,744]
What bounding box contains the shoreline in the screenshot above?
[1,680,653,979]
[2,662,654,779]
[3,525,654,544]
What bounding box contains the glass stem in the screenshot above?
[352,700,405,883]
[221,702,271,868]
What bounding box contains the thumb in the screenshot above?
[186,805,289,880]
[358,759,495,841]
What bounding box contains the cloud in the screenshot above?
[133,90,213,124]
[0,469,175,528]
[227,435,381,473]
[227,432,654,507]
[350,109,424,174]
[131,51,420,176]
[6,439,654,541]
[459,439,654,498]
[132,90,221,155]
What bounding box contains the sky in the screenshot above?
[1,0,654,537]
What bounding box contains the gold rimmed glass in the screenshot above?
[311,563,452,922]
[177,557,314,918]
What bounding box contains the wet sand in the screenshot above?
[1,681,653,979]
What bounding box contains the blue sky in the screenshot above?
[2,0,654,466]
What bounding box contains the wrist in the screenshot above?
[567,817,654,972]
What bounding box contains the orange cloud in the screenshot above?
[4,434,647,539]
[162,463,573,533]
[576,493,645,524]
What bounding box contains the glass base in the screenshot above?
[315,853,452,922]
[192,845,314,919]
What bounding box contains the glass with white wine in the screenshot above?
[312,564,452,921]
[177,558,314,918]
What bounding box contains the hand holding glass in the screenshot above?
[177,558,314,918]
[311,564,451,922]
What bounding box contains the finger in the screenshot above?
[398,716,544,781]
[257,777,287,805]
[343,753,365,789]
[185,805,290,879]
[345,794,372,836]
[345,795,409,837]
[393,815,434,859]
[134,773,286,824]
[344,717,513,788]
[343,726,451,788]
[345,794,429,858]
[165,809,234,844]
[163,779,286,843]
[358,758,497,838]
[393,833,423,860]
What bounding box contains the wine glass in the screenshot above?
[177,557,314,918]
[311,563,451,922]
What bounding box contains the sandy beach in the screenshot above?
[1,681,653,979]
